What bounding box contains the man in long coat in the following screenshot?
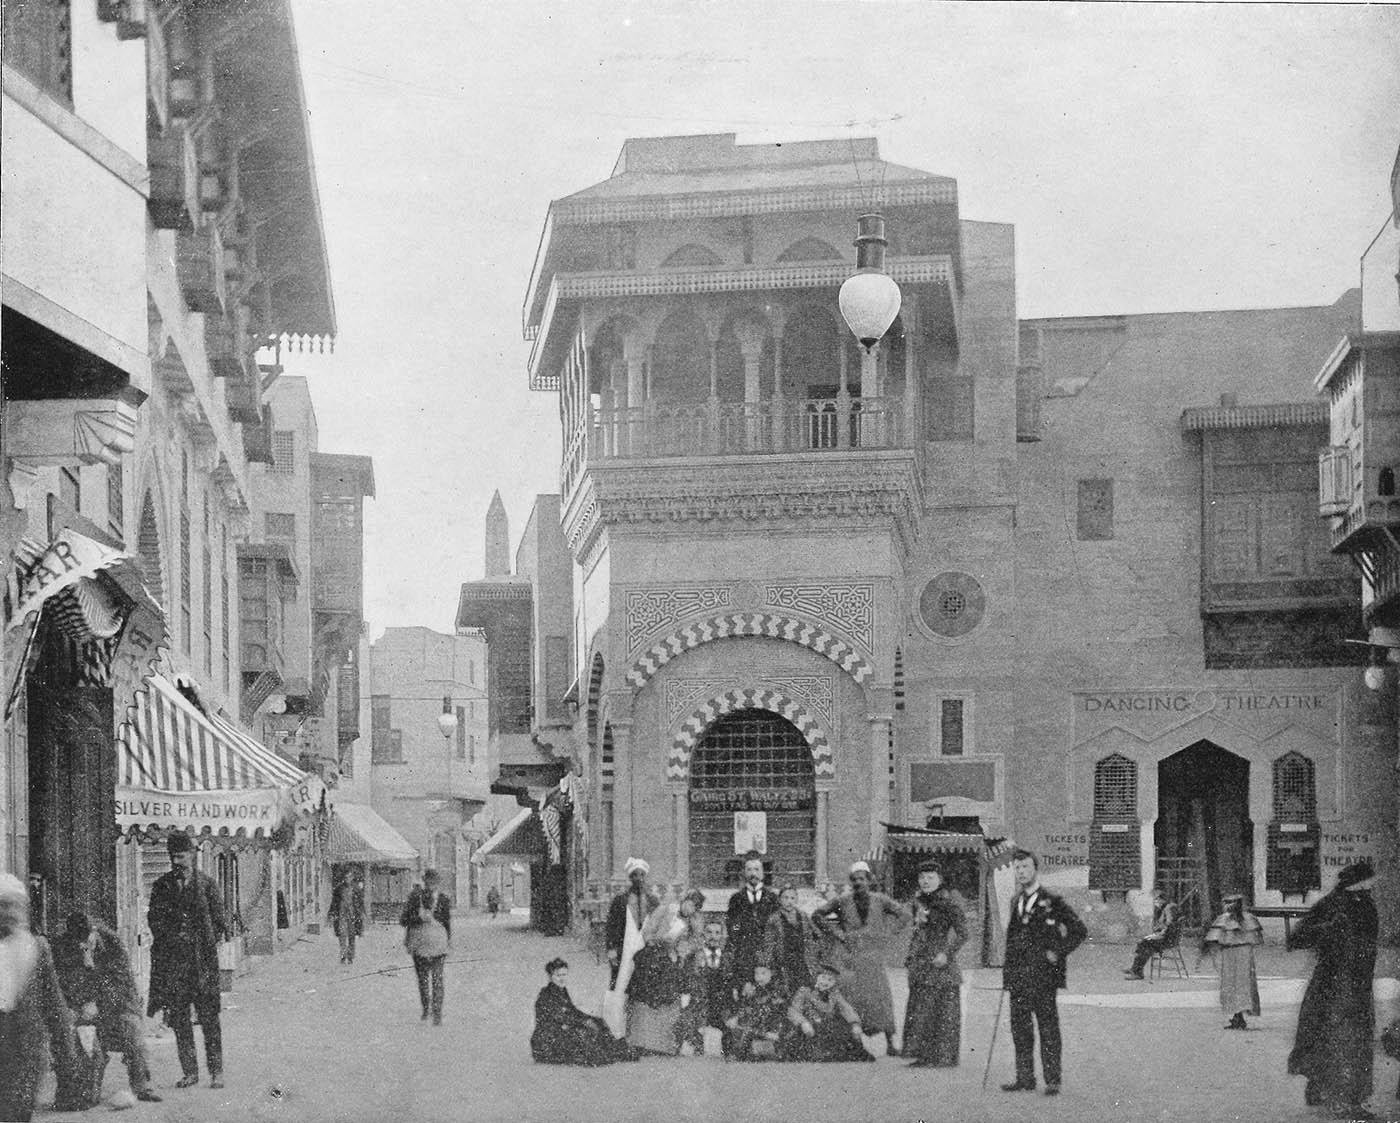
[1287,860,1378,1117]
[147,831,228,1089]
[726,853,779,984]
[603,858,658,1037]
[1000,848,1087,1096]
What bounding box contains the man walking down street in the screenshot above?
[328,873,366,965]
[1287,860,1379,1119]
[726,854,779,985]
[400,869,452,1025]
[1001,848,1086,1096]
[53,912,161,1105]
[147,831,228,1090]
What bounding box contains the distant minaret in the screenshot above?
[485,490,509,577]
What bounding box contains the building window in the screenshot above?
[107,459,124,538]
[216,852,240,932]
[455,706,466,761]
[926,377,974,441]
[938,698,965,756]
[2,0,72,104]
[271,431,295,475]
[265,512,295,544]
[202,499,212,676]
[371,695,402,763]
[469,659,475,684]
[1267,751,1320,895]
[1089,753,1139,892]
[1077,478,1114,540]
[220,526,230,693]
[468,734,476,765]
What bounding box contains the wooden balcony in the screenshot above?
[176,222,226,314]
[563,395,908,496]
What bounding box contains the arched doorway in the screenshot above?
[1156,741,1252,927]
[688,710,816,886]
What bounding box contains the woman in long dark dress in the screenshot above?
[902,860,968,1067]
[1287,861,1379,1116]
[531,958,634,1066]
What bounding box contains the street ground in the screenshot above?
[35,914,1400,1123]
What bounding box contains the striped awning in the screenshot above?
[327,802,418,867]
[116,673,324,842]
[471,807,546,865]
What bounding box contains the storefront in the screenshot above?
[326,800,419,922]
[115,673,325,984]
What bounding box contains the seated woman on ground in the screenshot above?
[783,963,873,1062]
[531,958,635,1066]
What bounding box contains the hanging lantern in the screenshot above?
[838,212,902,350]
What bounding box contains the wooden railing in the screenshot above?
[568,396,907,476]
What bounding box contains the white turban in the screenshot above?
[849,861,872,876]
[624,857,650,877]
[0,873,25,904]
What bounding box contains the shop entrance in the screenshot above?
[688,711,816,887]
[1156,740,1252,928]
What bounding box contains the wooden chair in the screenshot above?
[1147,916,1189,981]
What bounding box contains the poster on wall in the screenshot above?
[734,811,767,855]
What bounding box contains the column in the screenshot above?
[858,345,879,447]
[608,358,625,456]
[836,339,851,449]
[707,339,721,453]
[624,351,645,457]
[1140,820,1156,896]
[771,337,786,451]
[610,720,633,877]
[902,299,919,446]
[671,784,689,885]
[868,717,892,854]
[815,787,830,887]
[738,333,764,451]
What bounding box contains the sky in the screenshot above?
[278,0,1400,639]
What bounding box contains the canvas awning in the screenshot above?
[327,802,417,867]
[471,807,546,865]
[116,673,323,842]
[865,827,988,862]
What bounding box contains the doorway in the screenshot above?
[1156,740,1252,928]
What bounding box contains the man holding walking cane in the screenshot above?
[998,849,1086,1096]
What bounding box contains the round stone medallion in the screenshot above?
[917,572,986,638]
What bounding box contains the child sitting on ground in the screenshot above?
[723,964,788,1061]
[783,964,873,1062]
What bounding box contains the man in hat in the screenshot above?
[1287,860,1379,1119]
[1000,848,1086,1096]
[147,832,228,1089]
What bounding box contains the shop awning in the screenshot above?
[471,807,546,865]
[864,827,991,863]
[116,673,323,842]
[4,525,166,718]
[326,802,417,867]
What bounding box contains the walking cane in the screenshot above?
[981,988,1007,1092]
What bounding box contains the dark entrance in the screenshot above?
[1156,741,1252,928]
[689,710,816,887]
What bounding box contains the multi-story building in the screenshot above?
[366,626,490,904]
[2,0,340,974]
[522,132,1394,939]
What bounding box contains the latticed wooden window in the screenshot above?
[3,0,72,103]
[271,431,295,475]
[1090,753,1139,891]
[107,459,124,537]
[1078,479,1114,540]
[1272,752,1317,820]
[939,699,965,756]
[1093,754,1137,819]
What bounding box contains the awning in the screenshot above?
[864,827,994,864]
[116,673,324,842]
[4,527,166,718]
[471,807,547,865]
[326,802,418,867]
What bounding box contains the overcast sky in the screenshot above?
[279,0,1400,639]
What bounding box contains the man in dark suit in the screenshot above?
[726,853,779,983]
[678,917,737,1055]
[1001,848,1086,1096]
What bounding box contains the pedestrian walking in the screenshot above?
[52,912,161,1105]
[902,860,968,1068]
[0,872,80,1122]
[1198,893,1262,1029]
[328,873,366,965]
[486,884,501,919]
[812,860,909,1056]
[1287,860,1379,1119]
[400,869,451,1025]
[1123,887,1180,979]
[602,857,658,1037]
[726,853,779,984]
[1000,848,1086,1096]
[146,831,228,1090]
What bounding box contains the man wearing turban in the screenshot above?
[602,858,658,1038]
[1287,860,1379,1118]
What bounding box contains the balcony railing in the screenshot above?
[562,396,907,492]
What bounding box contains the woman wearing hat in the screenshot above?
[902,860,968,1067]
[1287,860,1379,1118]
[1199,893,1263,1029]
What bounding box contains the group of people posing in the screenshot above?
[532,852,972,1068]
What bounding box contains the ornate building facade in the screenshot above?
[523,133,1395,935]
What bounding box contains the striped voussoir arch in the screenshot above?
[626,612,874,690]
[670,687,833,781]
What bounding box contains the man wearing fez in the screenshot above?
[146,831,228,1089]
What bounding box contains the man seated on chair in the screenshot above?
[1124,888,1179,980]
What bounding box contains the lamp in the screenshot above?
[838,213,902,350]
[437,696,458,740]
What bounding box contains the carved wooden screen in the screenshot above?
[1267,751,1320,895]
[1089,753,1140,891]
